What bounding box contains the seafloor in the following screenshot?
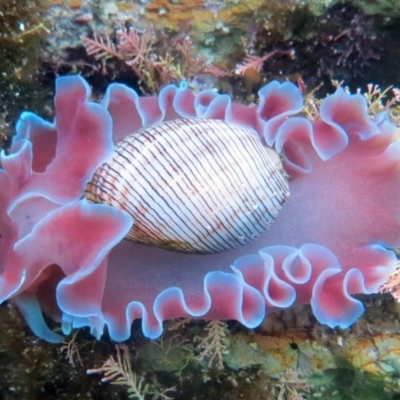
[1,0,400,399]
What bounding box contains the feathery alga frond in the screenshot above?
[59,330,84,367]
[235,49,295,75]
[195,320,229,370]
[203,64,231,78]
[81,32,122,61]
[87,344,175,400]
[363,83,400,114]
[117,27,154,66]
[81,27,207,94]
[81,27,154,67]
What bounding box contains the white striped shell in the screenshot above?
[85,118,289,254]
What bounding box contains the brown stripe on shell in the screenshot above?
[85,118,289,254]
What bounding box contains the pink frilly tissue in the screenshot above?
[1,76,400,343]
